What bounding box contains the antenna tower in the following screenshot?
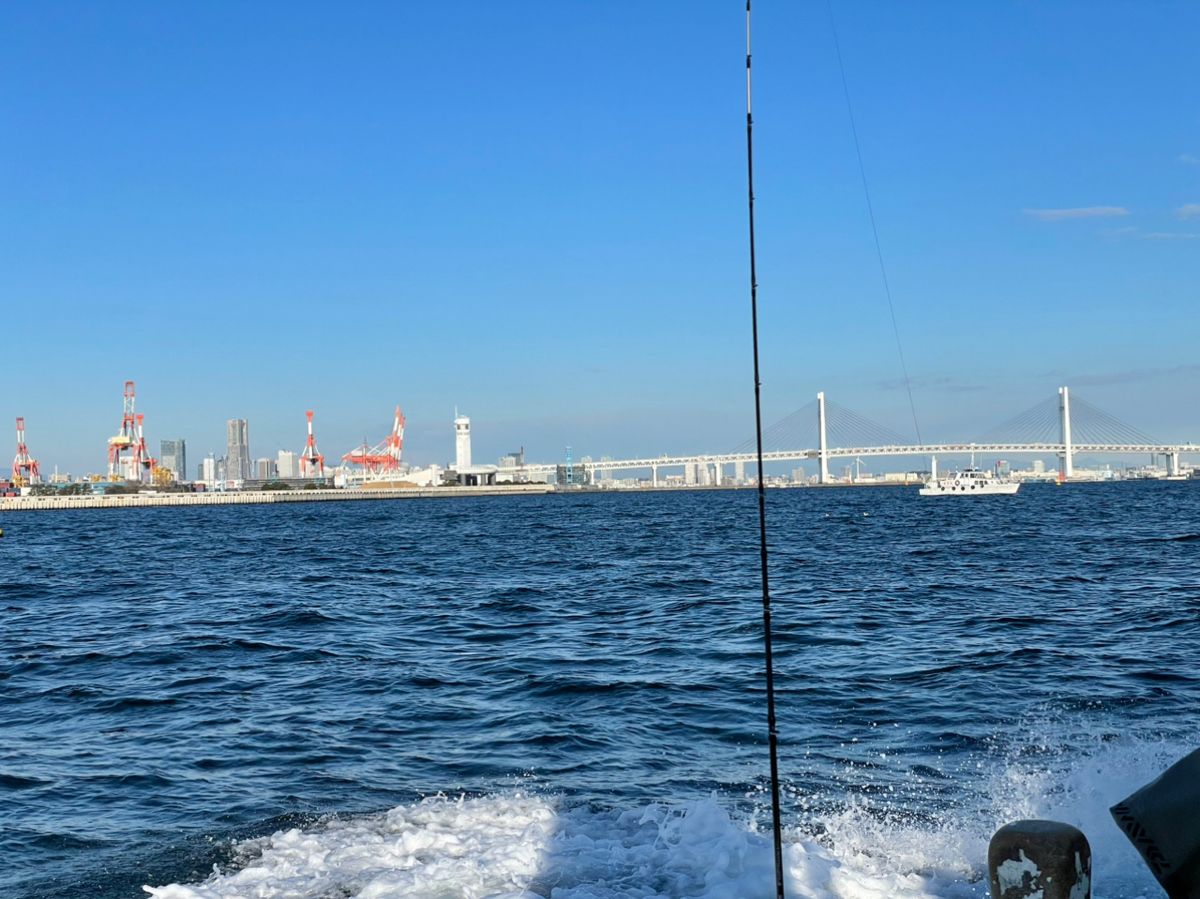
[12,417,41,485]
[300,410,325,477]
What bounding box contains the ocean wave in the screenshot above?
[142,728,1187,899]
[142,793,976,899]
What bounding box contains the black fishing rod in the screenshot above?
[744,2,786,897]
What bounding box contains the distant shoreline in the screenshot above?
[0,483,553,512]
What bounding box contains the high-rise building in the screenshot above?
[201,454,217,485]
[277,450,298,479]
[454,412,471,469]
[226,419,250,481]
[255,457,275,480]
[160,439,187,482]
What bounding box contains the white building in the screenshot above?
[450,409,497,486]
[201,454,217,486]
[277,450,298,479]
[455,412,471,469]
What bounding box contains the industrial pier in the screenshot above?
[0,484,553,512]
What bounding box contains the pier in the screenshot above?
[0,483,552,512]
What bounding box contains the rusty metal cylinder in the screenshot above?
[988,819,1091,899]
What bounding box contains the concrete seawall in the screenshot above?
[0,484,554,512]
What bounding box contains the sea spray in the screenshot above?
[145,730,1181,899]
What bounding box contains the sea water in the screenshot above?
[2,483,1197,898]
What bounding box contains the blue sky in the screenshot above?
[3,1,1198,474]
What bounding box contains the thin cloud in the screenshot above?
[1142,231,1200,240]
[1023,206,1130,222]
[1102,225,1139,238]
[1177,203,1200,220]
[875,375,987,394]
[1067,365,1200,387]
[1180,154,1200,165]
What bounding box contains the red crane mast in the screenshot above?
[300,410,325,477]
[12,417,41,485]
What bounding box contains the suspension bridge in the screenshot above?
[513,387,1198,485]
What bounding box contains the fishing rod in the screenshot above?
[744,2,786,896]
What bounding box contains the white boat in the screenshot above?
[919,456,1019,496]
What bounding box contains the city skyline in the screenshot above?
[3,3,1197,473]
[7,378,1193,484]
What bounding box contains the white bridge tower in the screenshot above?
[1059,386,1073,481]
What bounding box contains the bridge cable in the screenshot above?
[827,1,923,445]
[743,3,787,897]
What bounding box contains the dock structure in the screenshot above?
[0,484,553,512]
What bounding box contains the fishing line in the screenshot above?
[743,3,786,896]
[827,0,923,445]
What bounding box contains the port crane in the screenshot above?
[300,410,325,477]
[107,381,156,481]
[341,405,405,478]
[12,417,41,486]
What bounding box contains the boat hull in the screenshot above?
[919,482,1020,496]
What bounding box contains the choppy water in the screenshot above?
[2,483,1198,898]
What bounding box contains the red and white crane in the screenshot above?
[300,410,325,477]
[136,413,156,477]
[341,405,405,478]
[12,417,41,485]
[108,381,139,479]
[106,381,155,481]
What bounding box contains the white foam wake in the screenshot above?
[145,792,980,899]
[145,732,1184,898]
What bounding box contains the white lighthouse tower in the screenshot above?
[454,410,472,470]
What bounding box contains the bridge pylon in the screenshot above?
[817,391,830,484]
[1059,386,1073,480]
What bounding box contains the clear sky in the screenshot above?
[3,2,1198,475]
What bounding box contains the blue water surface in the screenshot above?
[2,483,1198,897]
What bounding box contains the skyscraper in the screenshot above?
[160,439,187,482]
[226,419,251,481]
[277,450,298,479]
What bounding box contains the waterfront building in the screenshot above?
[226,419,251,481]
[255,458,275,480]
[201,454,217,485]
[600,455,614,484]
[554,463,589,486]
[455,412,471,469]
[449,410,498,486]
[277,450,298,479]
[160,439,187,482]
[497,448,528,484]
